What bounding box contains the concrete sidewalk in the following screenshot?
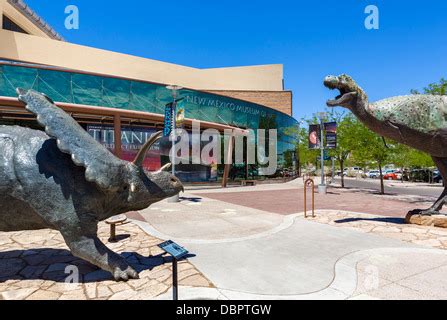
[343,176,444,189]
[135,193,447,300]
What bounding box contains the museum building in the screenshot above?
[0,0,299,184]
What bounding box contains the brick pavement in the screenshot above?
[197,187,436,217]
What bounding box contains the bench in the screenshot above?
[105,214,128,242]
[241,180,257,186]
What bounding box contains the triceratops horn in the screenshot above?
[156,163,172,173]
[133,131,163,167]
[16,88,28,96]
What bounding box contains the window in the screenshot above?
[2,15,28,34]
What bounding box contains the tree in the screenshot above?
[349,119,391,194]
[411,78,447,95]
[391,144,434,169]
[407,78,446,173]
[326,111,357,188]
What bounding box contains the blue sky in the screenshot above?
[25,0,447,120]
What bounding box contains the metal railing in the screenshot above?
[304,178,315,218]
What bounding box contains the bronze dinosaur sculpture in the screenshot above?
[324,74,447,216]
[0,88,184,281]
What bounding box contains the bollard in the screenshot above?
[105,214,127,242]
[109,224,116,242]
[304,178,315,218]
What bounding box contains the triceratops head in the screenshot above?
[324,74,368,110]
[125,133,184,206]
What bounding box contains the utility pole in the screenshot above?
[331,156,335,183]
[317,112,327,194]
[166,85,183,203]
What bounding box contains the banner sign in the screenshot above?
[324,122,337,149]
[308,124,320,149]
[163,102,174,137]
[87,125,161,170]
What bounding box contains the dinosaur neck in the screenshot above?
[351,99,403,143]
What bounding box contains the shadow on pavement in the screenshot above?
[180,196,203,203]
[0,248,168,283]
[335,217,405,225]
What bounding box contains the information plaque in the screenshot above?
[158,240,189,260]
[158,240,189,300]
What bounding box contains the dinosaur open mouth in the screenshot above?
[324,78,350,107]
[325,87,347,106]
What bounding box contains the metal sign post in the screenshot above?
[317,112,327,194]
[172,258,178,300]
[166,85,183,203]
[158,240,189,301]
[331,156,335,183]
[320,121,325,186]
[171,100,176,178]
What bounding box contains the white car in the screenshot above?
[346,167,364,177]
[336,169,348,176]
[367,170,380,179]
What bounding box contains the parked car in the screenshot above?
[336,169,348,177]
[346,167,364,177]
[283,169,292,177]
[383,169,402,180]
[409,169,432,182]
[366,170,380,179]
[433,170,443,184]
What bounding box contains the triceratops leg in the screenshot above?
[61,231,139,281]
[409,157,447,216]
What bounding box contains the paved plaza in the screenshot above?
[141,179,447,300]
[0,222,212,300]
[2,178,447,299]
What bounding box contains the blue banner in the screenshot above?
[163,102,174,137]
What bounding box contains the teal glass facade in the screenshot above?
[0,63,298,180]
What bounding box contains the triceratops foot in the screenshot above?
[408,208,442,216]
[113,265,139,281]
[63,233,140,282]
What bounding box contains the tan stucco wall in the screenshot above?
[206,90,292,116]
[0,30,284,92]
[201,65,284,91]
[2,1,50,38]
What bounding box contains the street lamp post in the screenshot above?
[331,156,335,183]
[166,85,183,203]
[317,112,327,194]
